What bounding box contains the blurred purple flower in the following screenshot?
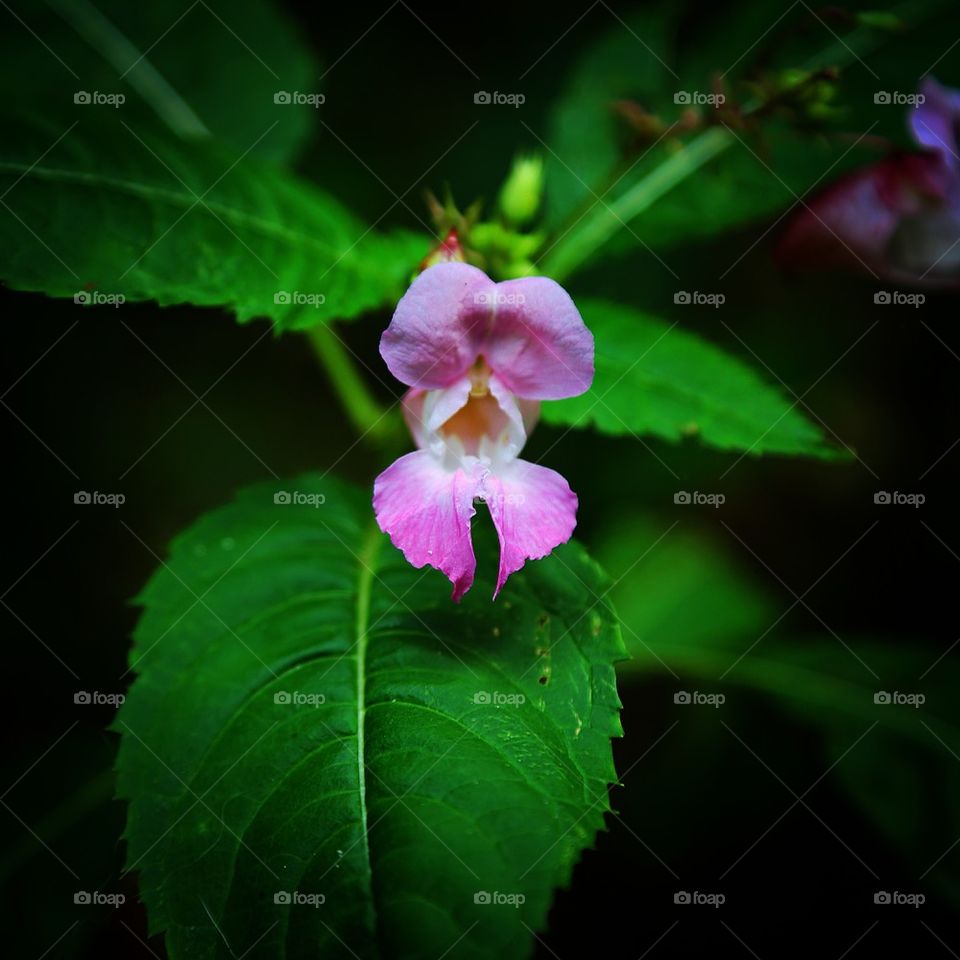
[777,76,960,286]
[374,262,594,601]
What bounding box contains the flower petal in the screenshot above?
[480,459,578,598]
[373,450,481,601]
[775,152,951,278]
[380,262,492,389]
[910,77,960,164]
[484,276,594,400]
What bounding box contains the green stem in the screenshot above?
[541,0,950,283]
[306,324,396,445]
[544,127,730,282]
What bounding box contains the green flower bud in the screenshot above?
[497,154,545,226]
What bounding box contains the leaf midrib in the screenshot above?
[354,522,383,947]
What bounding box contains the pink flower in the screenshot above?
[777,76,960,286]
[373,262,594,601]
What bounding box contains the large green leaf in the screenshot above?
[0,116,427,329]
[0,0,317,164]
[115,474,625,959]
[542,298,841,458]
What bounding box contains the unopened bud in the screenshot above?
[497,155,544,226]
[419,229,466,272]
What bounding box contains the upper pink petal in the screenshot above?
[480,459,578,598]
[483,276,594,400]
[379,262,492,389]
[373,450,481,601]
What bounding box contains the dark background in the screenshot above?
[2,1,959,957]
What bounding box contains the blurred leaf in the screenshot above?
[595,515,776,658]
[115,474,625,960]
[0,116,427,329]
[606,518,960,896]
[540,0,951,279]
[542,298,843,458]
[0,0,317,163]
[543,4,678,228]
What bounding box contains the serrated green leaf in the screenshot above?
[0,116,427,329]
[115,474,624,959]
[0,0,318,164]
[542,298,842,458]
